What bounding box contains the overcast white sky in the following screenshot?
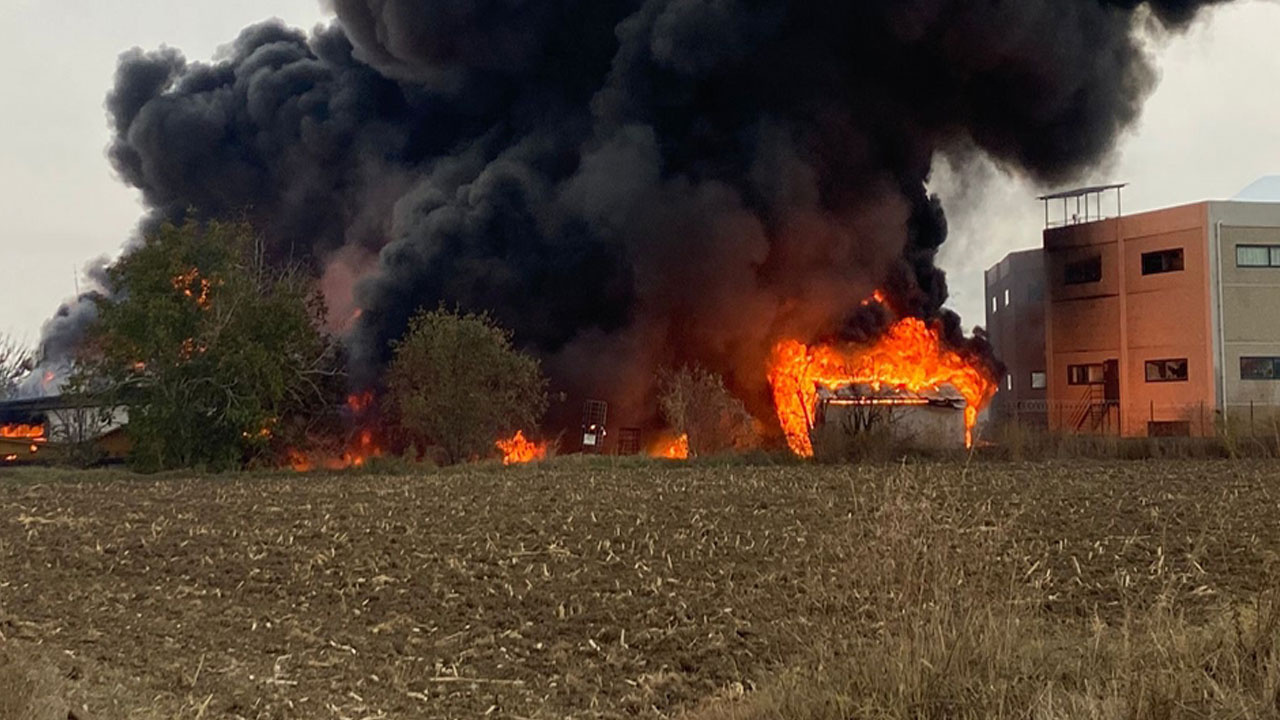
[0,0,1277,345]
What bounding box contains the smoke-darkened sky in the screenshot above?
[2,0,1278,368]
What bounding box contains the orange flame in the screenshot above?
[497,431,548,465]
[1,424,46,440]
[172,268,215,309]
[286,428,383,472]
[178,337,208,361]
[768,316,996,456]
[287,448,314,472]
[347,392,374,414]
[653,433,690,460]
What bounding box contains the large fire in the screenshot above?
[768,313,997,456]
[497,431,548,465]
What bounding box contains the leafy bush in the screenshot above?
[387,308,547,464]
[657,365,757,457]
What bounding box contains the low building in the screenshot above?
[0,395,130,465]
[813,386,968,451]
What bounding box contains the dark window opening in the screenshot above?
[1241,357,1280,380]
[1144,358,1188,383]
[1067,364,1105,386]
[1141,248,1184,275]
[1028,283,1044,302]
[1065,256,1102,285]
[1148,421,1191,438]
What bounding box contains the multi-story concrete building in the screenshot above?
[986,181,1280,437]
[983,249,1047,427]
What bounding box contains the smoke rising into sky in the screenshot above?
[6,0,1272,422]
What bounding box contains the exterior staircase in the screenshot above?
[1069,385,1117,433]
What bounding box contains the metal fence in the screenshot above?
[989,400,1280,439]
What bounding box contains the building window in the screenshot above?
[1241,357,1280,380]
[1006,374,1013,391]
[1003,288,1010,307]
[1236,245,1280,268]
[1065,256,1102,285]
[1141,248,1184,275]
[1067,364,1104,385]
[1028,283,1044,302]
[1030,371,1047,389]
[991,296,997,314]
[1144,358,1188,383]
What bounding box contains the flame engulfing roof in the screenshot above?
[769,316,997,456]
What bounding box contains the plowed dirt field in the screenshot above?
[1,459,1278,718]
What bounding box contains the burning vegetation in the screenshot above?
[496,431,548,465]
[653,433,690,460]
[286,392,384,472]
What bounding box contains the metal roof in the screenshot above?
[1037,183,1128,201]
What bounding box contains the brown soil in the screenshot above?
[0,459,1277,719]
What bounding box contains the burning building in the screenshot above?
[15,0,1241,452]
[0,395,130,465]
[813,386,970,453]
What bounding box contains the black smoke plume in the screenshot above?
[60,0,1233,427]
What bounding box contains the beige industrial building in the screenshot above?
[985,180,1280,436]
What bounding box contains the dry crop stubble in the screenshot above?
[0,459,1277,718]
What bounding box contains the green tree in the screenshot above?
[76,219,341,471]
[658,365,757,458]
[387,308,547,464]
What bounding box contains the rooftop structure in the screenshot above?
[1038,183,1127,228]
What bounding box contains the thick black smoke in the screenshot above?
[74,0,1231,426]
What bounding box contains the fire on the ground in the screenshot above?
[1,423,48,463]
